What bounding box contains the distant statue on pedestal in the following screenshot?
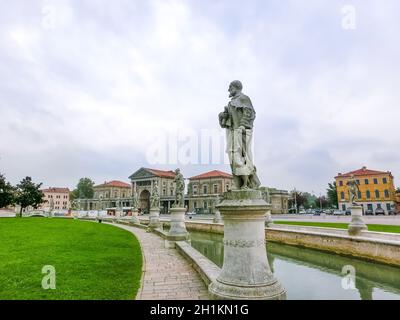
[219,80,261,190]
[132,188,139,211]
[150,181,160,209]
[347,175,359,206]
[173,168,185,207]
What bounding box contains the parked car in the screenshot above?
[345,209,351,216]
[388,210,397,216]
[313,211,321,216]
[364,209,374,215]
[375,208,385,216]
[333,210,345,216]
[299,210,306,214]
[323,209,333,215]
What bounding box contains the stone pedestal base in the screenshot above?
[148,208,161,230]
[131,210,140,224]
[165,207,189,248]
[168,207,189,237]
[348,205,367,235]
[209,189,286,300]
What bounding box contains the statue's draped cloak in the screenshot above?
[219,93,261,189]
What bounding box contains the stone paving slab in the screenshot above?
[107,223,209,300]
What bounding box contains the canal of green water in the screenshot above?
[189,231,400,300]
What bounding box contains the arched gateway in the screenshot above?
[139,190,150,214]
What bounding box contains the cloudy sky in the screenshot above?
[0,0,399,194]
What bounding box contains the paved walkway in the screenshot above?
[109,223,209,300]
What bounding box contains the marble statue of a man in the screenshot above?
[347,174,359,205]
[219,80,261,189]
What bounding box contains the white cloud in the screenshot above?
[0,0,399,193]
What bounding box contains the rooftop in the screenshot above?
[189,170,233,180]
[94,180,131,188]
[336,166,393,178]
[144,168,176,178]
[42,187,70,193]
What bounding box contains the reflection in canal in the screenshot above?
[189,231,400,300]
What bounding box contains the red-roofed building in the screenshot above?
[187,170,233,214]
[129,168,178,214]
[40,187,71,211]
[335,166,396,214]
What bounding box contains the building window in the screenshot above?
[163,189,166,196]
[340,191,345,200]
[203,185,208,195]
[367,204,373,211]
[204,201,208,209]
[375,190,380,198]
[213,184,218,194]
[342,204,346,211]
[339,181,343,186]
[384,190,389,198]
[170,189,174,196]
[377,203,382,209]
[226,184,229,191]
[365,179,369,185]
[386,203,391,211]
[193,201,197,208]
[356,179,360,185]
[383,177,387,184]
[357,191,362,199]
[193,185,198,195]
[373,178,378,184]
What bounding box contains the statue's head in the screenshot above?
[229,80,242,97]
[175,168,180,174]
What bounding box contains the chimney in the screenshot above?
[338,173,342,176]
[362,166,366,170]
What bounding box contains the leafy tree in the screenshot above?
[327,182,338,208]
[288,190,308,211]
[72,178,95,199]
[396,187,400,194]
[303,192,317,209]
[315,196,329,209]
[0,173,15,208]
[15,177,44,217]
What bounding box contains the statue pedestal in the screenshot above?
[213,210,222,223]
[209,189,286,300]
[131,210,140,224]
[348,205,367,235]
[265,207,274,227]
[165,207,189,248]
[148,208,161,230]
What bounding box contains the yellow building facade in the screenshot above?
[335,166,396,214]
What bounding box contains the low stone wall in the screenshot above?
[266,225,400,267]
[155,219,400,267]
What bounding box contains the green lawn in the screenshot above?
[274,221,400,234]
[0,218,142,300]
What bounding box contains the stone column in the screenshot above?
[148,207,161,230]
[165,207,189,248]
[348,205,367,235]
[209,189,286,300]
